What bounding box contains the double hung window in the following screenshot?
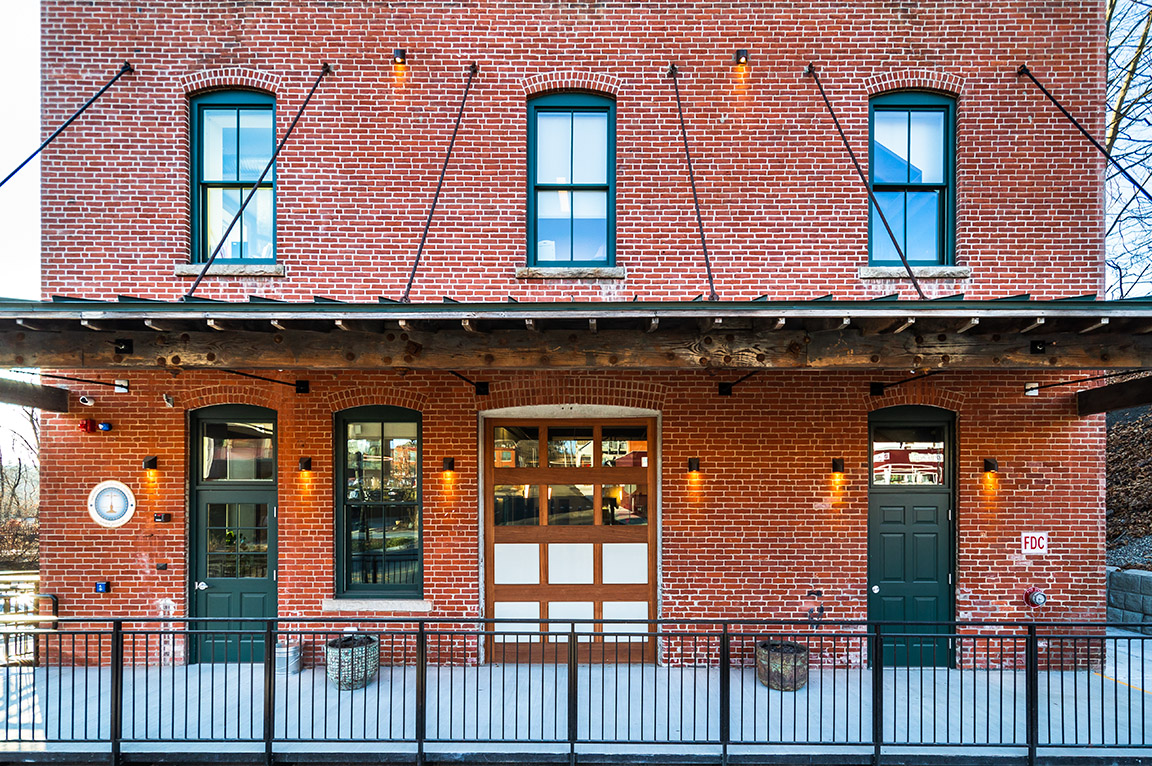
[528,93,615,266]
[869,92,954,265]
[191,91,275,263]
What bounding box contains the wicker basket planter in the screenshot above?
[325,634,379,690]
[755,640,809,691]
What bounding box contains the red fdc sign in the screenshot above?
[1021,532,1049,555]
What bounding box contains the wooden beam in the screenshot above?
[957,317,979,334]
[646,317,659,333]
[1079,318,1110,334]
[1021,317,1046,334]
[1077,376,1152,415]
[461,319,483,335]
[0,378,69,412]
[771,317,786,331]
[588,318,598,334]
[892,317,915,334]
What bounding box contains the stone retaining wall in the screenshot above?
[1107,567,1152,633]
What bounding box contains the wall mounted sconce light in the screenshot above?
[983,458,999,473]
[393,49,407,65]
[687,458,701,473]
[298,457,313,472]
[733,49,749,66]
[442,457,456,472]
[831,458,845,474]
[142,456,158,471]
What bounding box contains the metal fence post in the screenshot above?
[568,624,578,766]
[110,619,124,766]
[719,624,731,766]
[1026,624,1038,766]
[871,623,884,766]
[263,620,275,766]
[416,621,427,766]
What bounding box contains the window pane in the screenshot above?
[206,187,244,260]
[548,426,593,467]
[238,109,273,181]
[537,112,571,184]
[536,191,571,262]
[383,505,420,586]
[347,423,383,501]
[494,426,539,468]
[602,426,648,467]
[201,421,274,481]
[905,191,940,263]
[547,484,594,525]
[238,555,268,579]
[571,112,607,184]
[572,192,607,262]
[603,484,648,525]
[243,186,275,260]
[872,425,945,485]
[495,484,539,526]
[202,109,237,181]
[348,503,384,584]
[909,111,944,184]
[870,191,905,262]
[873,110,908,183]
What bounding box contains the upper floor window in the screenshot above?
[191,91,275,263]
[527,92,615,266]
[869,92,954,265]
[336,406,422,598]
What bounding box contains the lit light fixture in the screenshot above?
[298,457,313,472]
[831,458,845,474]
[983,458,999,473]
[687,458,701,473]
[142,456,158,471]
[733,49,749,66]
[393,49,407,65]
[442,457,455,472]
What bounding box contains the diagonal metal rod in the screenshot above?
[1017,64,1152,208]
[185,63,332,300]
[0,62,134,189]
[668,64,719,301]
[401,62,479,303]
[1028,369,1148,391]
[805,64,927,300]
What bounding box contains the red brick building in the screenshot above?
[4,0,1140,664]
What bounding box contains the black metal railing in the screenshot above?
[0,572,57,668]
[0,617,1149,765]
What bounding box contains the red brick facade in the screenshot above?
[36,1,1107,638]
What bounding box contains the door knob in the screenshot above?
[871,585,880,594]
[194,581,210,591]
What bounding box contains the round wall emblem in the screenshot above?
[87,480,137,528]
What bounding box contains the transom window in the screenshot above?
[191,91,275,263]
[869,92,954,265]
[527,92,616,266]
[335,406,422,597]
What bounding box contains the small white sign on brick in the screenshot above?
[1021,532,1048,555]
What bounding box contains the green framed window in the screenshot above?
[869,92,955,265]
[527,92,616,266]
[335,406,422,598]
[190,91,275,263]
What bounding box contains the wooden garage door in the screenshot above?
[485,419,657,661]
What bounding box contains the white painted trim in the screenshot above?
[320,598,433,613]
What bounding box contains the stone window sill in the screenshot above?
[858,266,972,279]
[321,598,433,613]
[174,263,286,278]
[516,266,626,279]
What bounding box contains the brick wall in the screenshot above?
[39,368,1105,626]
[39,0,1104,303]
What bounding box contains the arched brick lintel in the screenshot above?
[521,70,622,98]
[864,69,964,98]
[324,386,430,415]
[485,374,666,411]
[183,385,287,413]
[180,68,280,96]
[866,382,967,414]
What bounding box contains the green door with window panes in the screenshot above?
[867,407,954,667]
[191,408,277,662]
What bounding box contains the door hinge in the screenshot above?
[273,505,277,520]
[948,507,952,521]
[274,569,278,583]
[948,573,953,585]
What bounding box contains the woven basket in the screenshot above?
[325,634,379,690]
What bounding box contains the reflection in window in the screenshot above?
[548,426,594,468]
[602,426,648,467]
[495,484,539,526]
[548,484,595,525]
[346,421,418,503]
[206,502,269,579]
[602,484,647,525]
[493,426,539,467]
[872,425,945,485]
[201,421,275,481]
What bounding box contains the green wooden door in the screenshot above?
[190,407,278,662]
[868,407,954,667]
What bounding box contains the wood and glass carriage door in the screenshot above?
[486,419,656,661]
[868,406,954,667]
[190,405,278,662]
